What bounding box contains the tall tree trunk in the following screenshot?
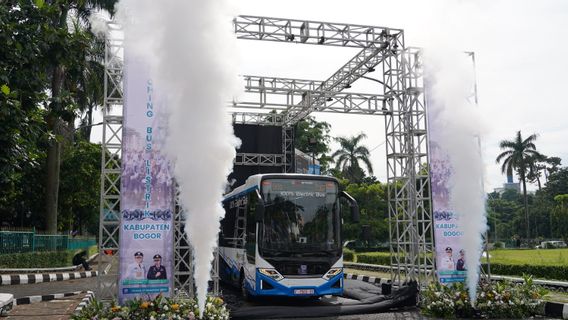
[45,64,66,233]
[521,174,530,241]
[85,104,93,140]
[45,115,62,233]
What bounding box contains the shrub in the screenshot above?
[356,252,390,265]
[343,248,355,262]
[493,242,505,249]
[421,275,547,318]
[0,245,97,268]
[72,294,229,320]
[482,263,568,281]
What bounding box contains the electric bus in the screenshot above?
[218,173,359,298]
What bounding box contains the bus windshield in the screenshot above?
[259,178,340,256]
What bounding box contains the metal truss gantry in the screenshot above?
[100,15,437,300]
[233,15,435,287]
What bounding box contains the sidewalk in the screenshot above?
[2,292,86,320]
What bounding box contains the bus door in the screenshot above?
[243,190,260,290]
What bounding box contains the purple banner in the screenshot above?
[426,85,467,284]
[119,49,174,302]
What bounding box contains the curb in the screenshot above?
[345,262,568,292]
[12,290,84,305]
[344,273,394,295]
[543,301,568,320]
[344,273,392,285]
[0,271,98,286]
[74,290,95,315]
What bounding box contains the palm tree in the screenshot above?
[44,1,116,233]
[496,131,542,241]
[331,133,373,183]
[526,153,547,191]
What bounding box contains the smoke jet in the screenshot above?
[424,49,487,305]
[117,0,239,316]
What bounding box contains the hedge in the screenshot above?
[0,245,97,269]
[343,248,355,262]
[482,263,568,282]
[354,253,391,265]
[349,252,568,282]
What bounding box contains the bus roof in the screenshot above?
[223,173,338,200]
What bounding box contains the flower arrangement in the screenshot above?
[421,274,548,318]
[72,295,230,320]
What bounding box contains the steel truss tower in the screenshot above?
[98,22,123,300]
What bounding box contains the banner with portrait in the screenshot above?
[426,85,467,284]
[119,48,174,302]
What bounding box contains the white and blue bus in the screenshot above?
[219,174,359,299]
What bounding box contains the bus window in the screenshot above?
[246,192,257,264]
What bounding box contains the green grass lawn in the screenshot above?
[352,248,568,266]
[485,248,568,266]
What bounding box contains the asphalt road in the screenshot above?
[1,274,428,319]
[0,277,97,299]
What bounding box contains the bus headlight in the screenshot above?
[323,268,342,280]
[258,268,284,281]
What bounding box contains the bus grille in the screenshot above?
[273,262,330,276]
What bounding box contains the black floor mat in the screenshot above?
[226,279,418,319]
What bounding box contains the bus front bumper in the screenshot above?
[255,270,343,297]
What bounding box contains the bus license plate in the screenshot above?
[294,289,314,295]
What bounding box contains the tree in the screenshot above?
[543,157,563,181]
[486,191,522,242]
[41,0,115,233]
[526,154,547,191]
[496,131,542,240]
[340,180,389,243]
[552,194,568,240]
[66,21,106,141]
[294,116,332,172]
[543,168,568,201]
[58,140,101,235]
[332,133,373,183]
[0,1,52,223]
[1,1,113,231]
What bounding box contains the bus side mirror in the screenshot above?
[340,191,360,223]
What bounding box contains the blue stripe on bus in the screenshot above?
[222,186,258,202]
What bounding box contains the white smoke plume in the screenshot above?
[87,11,110,37]
[424,47,488,304]
[117,0,240,316]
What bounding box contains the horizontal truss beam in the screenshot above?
[231,112,285,126]
[235,15,401,48]
[234,153,284,166]
[233,75,391,118]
